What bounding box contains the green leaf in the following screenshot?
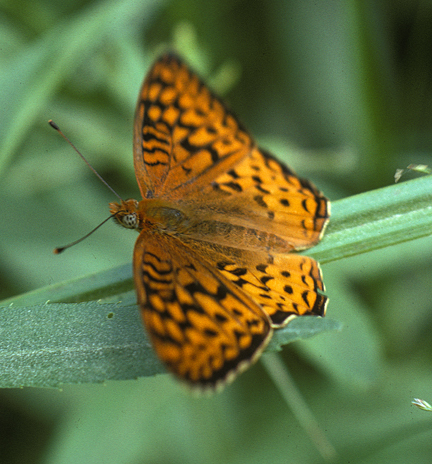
[1,175,431,387]
[0,302,164,388]
[310,175,432,263]
[0,300,341,389]
[266,317,342,352]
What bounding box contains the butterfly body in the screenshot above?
[111,54,330,390]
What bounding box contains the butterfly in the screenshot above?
[109,53,330,390]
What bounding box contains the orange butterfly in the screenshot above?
[109,54,330,390]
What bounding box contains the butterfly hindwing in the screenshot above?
[175,146,329,254]
[211,147,329,249]
[178,237,327,327]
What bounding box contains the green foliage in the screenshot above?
[0,298,341,388]
[2,1,432,463]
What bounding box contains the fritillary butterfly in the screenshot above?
[109,54,330,390]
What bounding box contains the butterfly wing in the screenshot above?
[133,53,329,250]
[133,228,272,390]
[177,237,327,327]
[133,54,253,199]
[177,146,329,253]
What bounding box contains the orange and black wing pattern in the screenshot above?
[133,54,253,199]
[110,53,330,390]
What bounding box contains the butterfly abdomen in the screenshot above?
[178,218,295,253]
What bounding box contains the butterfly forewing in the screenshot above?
[133,230,272,389]
[134,54,253,199]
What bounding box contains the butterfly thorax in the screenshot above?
[110,198,190,233]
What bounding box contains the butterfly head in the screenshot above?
[109,199,140,230]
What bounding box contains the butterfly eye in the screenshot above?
[121,213,138,229]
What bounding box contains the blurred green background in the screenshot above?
[1,0,432,463]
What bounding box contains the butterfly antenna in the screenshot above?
[48,120,123,201]
[54,214,114,254]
